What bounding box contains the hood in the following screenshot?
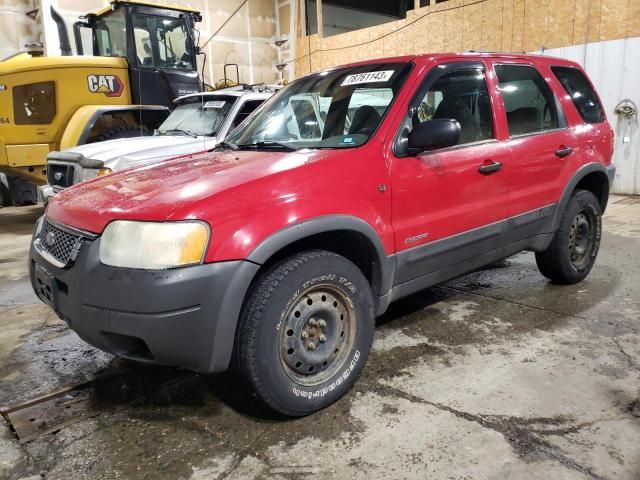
[46,148,322,233]
[67,135,217,171]
[0,55,127,75]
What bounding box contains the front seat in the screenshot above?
[432,97,478,144]
[348,105,381,137]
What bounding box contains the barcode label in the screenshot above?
[341,70,394,86]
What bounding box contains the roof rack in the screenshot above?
[215,83,283,94]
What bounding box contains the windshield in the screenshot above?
[226,62,412,149]
[157,96,237,137]
[133,14,195,70]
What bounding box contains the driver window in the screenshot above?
[414,69,494,145]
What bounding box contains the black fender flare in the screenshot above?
[246,215,396,300]
[551,162,613,232]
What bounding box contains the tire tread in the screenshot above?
[535,189,601,284]
[234,250,353,416]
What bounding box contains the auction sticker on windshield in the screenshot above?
[341,70,394,86]
[203,100,226,109]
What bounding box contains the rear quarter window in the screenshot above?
[551,66,605,124]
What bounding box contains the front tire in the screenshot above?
[234,250,375,416]
[535,189,602,284]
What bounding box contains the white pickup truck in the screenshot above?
[43,85,279,197]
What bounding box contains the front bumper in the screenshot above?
[606,164,616,189]
[29,226,259,373]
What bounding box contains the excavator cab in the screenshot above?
[70,1,202,107]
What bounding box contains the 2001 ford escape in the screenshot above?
[30,53,615,416]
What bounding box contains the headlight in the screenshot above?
[99,221,210,269]
[80,167,111,182]
[80,168,99,182]
[34,216,44,236]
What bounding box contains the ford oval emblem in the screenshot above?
[45,231,56,246]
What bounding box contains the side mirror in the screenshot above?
[408,118,461,153]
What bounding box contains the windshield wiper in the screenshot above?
[212,140,238,151]
[163,128,198,138]
[236,141,299,151]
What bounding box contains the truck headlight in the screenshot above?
[99,221,210,269]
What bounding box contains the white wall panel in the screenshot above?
[535,37,640,194]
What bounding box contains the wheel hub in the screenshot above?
[569,209,595,268]
[280,286,354,385]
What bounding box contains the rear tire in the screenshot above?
[233,250,375,416]
[535,189,602,284]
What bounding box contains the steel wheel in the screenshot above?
[279,284,356,386]
[568,208,596,270]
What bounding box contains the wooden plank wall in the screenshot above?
[295,0,640,77]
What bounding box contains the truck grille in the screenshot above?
[34,219,86,267]
[47,164,75,188]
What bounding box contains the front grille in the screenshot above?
[47,163,75,188]
[34,219,84,267]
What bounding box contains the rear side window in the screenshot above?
[13,82,56,125]
[551,66,605,124]
[495,65,559,136]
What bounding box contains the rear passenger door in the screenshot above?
[492,63,575,221]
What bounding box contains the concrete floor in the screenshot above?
[0,197,639,480]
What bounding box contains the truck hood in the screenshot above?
[46,148,320,233]
[67,135,217,171]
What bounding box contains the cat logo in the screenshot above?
[87,74,124,97]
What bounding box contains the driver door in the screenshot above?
[129,13,199,107]
[390,62,511,284]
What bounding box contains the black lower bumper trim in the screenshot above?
[29,231,259,373]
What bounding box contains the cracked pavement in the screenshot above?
[0,197,639,480]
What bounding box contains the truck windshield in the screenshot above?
[226,62,412,149]
[157,96,237,137]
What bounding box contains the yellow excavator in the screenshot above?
[0,1,202,205]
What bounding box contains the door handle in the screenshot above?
[555,146,573,158]
[478,161,502,175]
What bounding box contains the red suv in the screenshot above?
[30,53,615,416]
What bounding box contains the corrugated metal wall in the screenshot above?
[536,37,640,195]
